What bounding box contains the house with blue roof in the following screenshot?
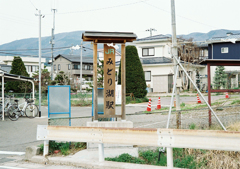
[115,34,207,93]
[206,32,240,88]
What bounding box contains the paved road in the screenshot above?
[0,95,228,168]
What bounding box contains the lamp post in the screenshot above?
[35,10,44,117]
[71,44,85,93]
[80,41,83,92]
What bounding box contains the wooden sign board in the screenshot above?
[104,44,115,116]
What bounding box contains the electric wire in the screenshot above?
[0,46,72,52]
[45,0,149,15]
[143,1,217,29]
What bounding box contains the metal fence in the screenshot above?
[1,92,92,106]
[48,105,240,130]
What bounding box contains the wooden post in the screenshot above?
[207,63,212,127]
[121,44,126,120]
[93,43,98,121]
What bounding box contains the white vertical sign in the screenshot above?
[115,84,121,105]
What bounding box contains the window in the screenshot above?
[142,48,154,56]
[144,71,151,81]
[25,65,31,72]
[32,66,39,72]
[221,47,228,53]
[58,64,61,70]
[68,64,71,70]
[25,65,39,72]
[54,65,56,71]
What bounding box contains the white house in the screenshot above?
[116,34,207,93]
[0,56,46,77]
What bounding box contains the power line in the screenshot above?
[0,46,72,52]
[45,0,149,15]
[0,45,95,58]
[143,1,217,29]
[29,0,38,10]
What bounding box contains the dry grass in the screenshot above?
[186,122,240,168]
[227,122,240,131]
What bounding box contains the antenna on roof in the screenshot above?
[146,28,157,36]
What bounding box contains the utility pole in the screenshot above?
[35,10,44,117]
[50,9,56,81]
[171,0,180,111]
[80,41,83,92]
[146,28,157,36]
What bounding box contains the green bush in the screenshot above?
[49,141,70,155]
[5,56,31,93]
[106,148,207,168]
[50,81,57,85]
[105,153,145,164]
[118,46,147,98]
[180,102,185,107]
[189,123,196,130]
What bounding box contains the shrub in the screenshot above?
[118,46,147,98]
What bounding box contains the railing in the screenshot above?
[37,125,240,169]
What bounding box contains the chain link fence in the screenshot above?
[1,92,92,107]
[48,105,240,130]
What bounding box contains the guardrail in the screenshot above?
[37,125,240,168]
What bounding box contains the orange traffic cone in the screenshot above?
[156,97,161,110]
[147,99,151,112]
[197,94,202,104]
[225,92,229,99]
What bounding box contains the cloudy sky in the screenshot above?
[1,0,240,45]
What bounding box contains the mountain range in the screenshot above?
[0,29,240,62]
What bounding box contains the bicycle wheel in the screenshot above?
[25,104,39,118]
[8,105,19,121]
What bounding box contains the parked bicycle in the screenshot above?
[0,95,15,120]
[7,97,39,121]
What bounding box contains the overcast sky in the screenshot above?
[1,0,240,45]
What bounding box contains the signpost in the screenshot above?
[82,31,137,120]
[104,44,116,116]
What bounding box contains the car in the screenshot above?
[81,81,93,90]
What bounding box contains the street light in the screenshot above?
[35,10,44,117]
[71,43,85,93]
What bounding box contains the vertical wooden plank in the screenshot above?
[121,44,126,120]
[104,44,116,116]
[93,43,98,120]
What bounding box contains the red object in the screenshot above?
[197,94,202,104]
[225,92,229,99]
[146,99,151,112]
[54,150,61,154]
[156,97,161,110]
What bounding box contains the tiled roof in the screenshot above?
[116,57,172,66]
[136,34,171,41]
[55,54,93,63]
[207,33,240,43]
[140,57,172,64]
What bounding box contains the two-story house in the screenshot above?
[0,56,45,77]
[206,32,240,88]
[53,54,93,85]
[115,34,206,93]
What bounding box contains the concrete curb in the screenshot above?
[29,156,182,169]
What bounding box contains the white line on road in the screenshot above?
[0,151,25,155]
[0,166,26,169]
